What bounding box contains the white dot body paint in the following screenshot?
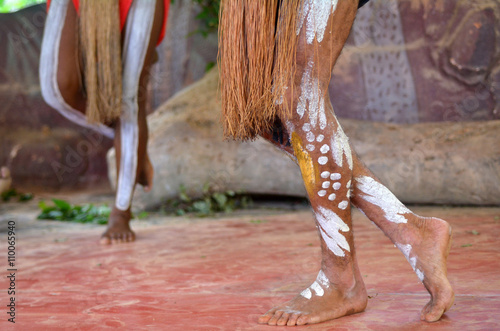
[328,193,336,201]
[303,123,311,132]
[330,122,353,170]
[306,144,315,152]
[310,281,324,297]
[297,0,339,44]
[306,131,315,142]
[338,201,348,210]
[315,206,350,257]
[318,156,328,165]
[321,171,331,178]
[320,144,330,154]
[333,182,341,190]
[395,243,425,282]
[330,173,341,180]
[316,134,324,142]
[355,176,413,224]
[301,288,312,299]
[318,190,327,197]
[322,181,331,189]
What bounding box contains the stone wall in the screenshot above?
[1,0,499,199]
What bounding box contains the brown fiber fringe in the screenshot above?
[79,0,122,124]
[218,0,303,140]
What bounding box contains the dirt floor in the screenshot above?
[0,191,499,330]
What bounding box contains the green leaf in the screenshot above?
[52,199,71,212]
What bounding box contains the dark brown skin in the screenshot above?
[56,0,163,244]
[258,0,454,325]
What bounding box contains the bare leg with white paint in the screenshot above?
[259,1,368,326]
[350,154,454,322]
[100,0,163,244]
[258,0,453,325]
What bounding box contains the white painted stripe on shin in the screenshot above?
[297,61,326,128]
[297,0,339,44]
[315,206,350,257]
[395,243,425,282]
[355,176,412,224]
[330,123,353,170]
[115,0,155,210]
[39,0,114,139]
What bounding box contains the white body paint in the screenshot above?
[395,243,425,282]
[315,206,350,257]
[338,200,348,210]
[330,124,353,170]
[296,61,327,129]
[39,0,114,139]
[300,270,331,299]
[355,176,413,224]
[301,288,312,299]
[115,0,156,210]
[40,0,156,211]
[297,0,339,44]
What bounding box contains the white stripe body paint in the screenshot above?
[301,288,312,299]
[330,124,353,170]
[317,270,330,288]
[395,243,425,282]
[315,206,350,257]
[115,0,156,210]
[310,281,324,296]
[39,0,115,139]
[297,0,339,44]
[296,61,327,130]
[300,270,331,299]
[355,176,413,224]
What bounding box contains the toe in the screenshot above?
[277,312,290,326]
[287,313,300,326]
[296,314,310,326]
[268,311,284,325]
[258,309,276,324]
[126,232,135,242]
[100,235,111,245]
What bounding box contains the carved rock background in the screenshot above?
[1,0,500,200]
[108,70,500,208]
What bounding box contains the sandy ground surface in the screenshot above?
[0,191,499,330]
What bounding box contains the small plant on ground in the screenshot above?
[37,199,111,225]
[1,188,33,202]
[164,183,252,217]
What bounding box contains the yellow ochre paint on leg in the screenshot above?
[291,132,319,196]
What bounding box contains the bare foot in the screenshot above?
[258,271,367,326]
[137,155,154,192]
[396,215,455,322]
[100,208,135,245]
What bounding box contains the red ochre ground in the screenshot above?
[0,194,499,331]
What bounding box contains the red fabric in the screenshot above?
[47,0,169,45]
